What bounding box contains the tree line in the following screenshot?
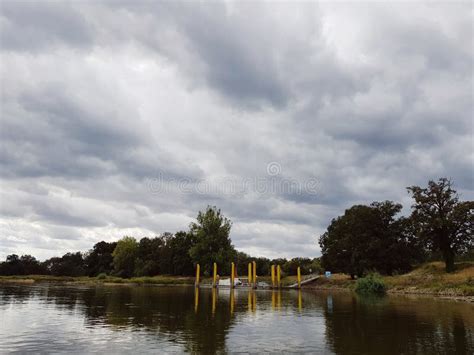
[1,178,472,278]
[0,206,321,278]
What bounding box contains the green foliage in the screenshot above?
[134,232,196,277]
[319,201,423,277]
[282,258,315,275]
[44,252,86,277]
[189,206,235,275]
[134,236,164,276]
[97,273,107,279]
[168,231,196,276]
[84,241,116,276]
[355,273,386,295]
[0,254,47,275]
[408,178,474,272]
[310,258,323,274]
[112,236,138,278]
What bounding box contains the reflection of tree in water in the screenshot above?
[48,285,233,354]
[0,284,36,305]
[0,284,235,353]
[323,293,474,354]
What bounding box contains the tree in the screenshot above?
[112,236,138,278]
[157,233,174,275]
[189,206,235,276]
[19,255,47,275]
[319,201,423,278]
[408,178,474,272]
[84,241,117,276]
[283,258,314,275]
[0,254,47,275]
[44,252,86,276]
[169,231,196,276]
[134,237,163,276]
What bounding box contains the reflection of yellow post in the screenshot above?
[212,287,217,315]
[248,290,252,311]
[248,262,252,286]
[194,287,199,313]
[230,288,235,315]
[252,291,256,312]
[231,262,235,289]
[297,266,301,289]
[277,265,281,288]
[213,262,217,288]
[298,289,302,312]
[271,290,276,310]
[195,264,200,287]
[271,265,275,288]
[277,290,281,310]
[252,261,257,289]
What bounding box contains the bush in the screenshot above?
[355,273,386,295]
[97,273,107,280]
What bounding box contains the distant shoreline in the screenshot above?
[1,261,473,303]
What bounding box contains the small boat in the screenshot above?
[218,278,242,287]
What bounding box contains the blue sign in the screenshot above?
[325,271,331,278]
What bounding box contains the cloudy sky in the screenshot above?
[0,1,472,260]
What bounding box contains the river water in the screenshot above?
[0,283,473,354]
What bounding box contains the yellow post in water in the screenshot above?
[252,261,257,289]
[297,266,301,289]
[231,262,235,289]
[248,262,252,286]
[195,264,200,288]
[213,262,217,288]
[277,265,281,288]
[271,265,275,288]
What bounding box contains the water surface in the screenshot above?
[1,283,473,353]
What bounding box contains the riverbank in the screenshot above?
[302,262,474,302]
[1,262,473,301]
[0,274,197,286]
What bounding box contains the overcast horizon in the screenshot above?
[1,1,473,261]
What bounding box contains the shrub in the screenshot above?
[97,273,107,280]
[355,273,386,295]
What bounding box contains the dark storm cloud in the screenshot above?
[0,1,472,259]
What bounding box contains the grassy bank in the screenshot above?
[303,262,474,299]
[0,274,197,286]
[384,262,474,297]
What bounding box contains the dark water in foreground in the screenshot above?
[0,284,473,354]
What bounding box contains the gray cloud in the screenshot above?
[0,1,472,260]
[0,1,93,51]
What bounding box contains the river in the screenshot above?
[0,283,472,353]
